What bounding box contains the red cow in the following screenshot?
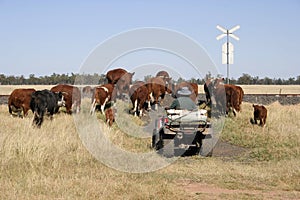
[129,81,149,116]
[252,104,267,126]
[50,84,81,114]
[156,70,172,93]
[105,107,115,127]
[212,78,243,116]
[146,77,169,111]
[106,68,135,99]
[171,81,198,102]
[8,88,36,117]
[234,85,244,111]
[90,83,116,114]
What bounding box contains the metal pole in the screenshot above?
[226,30,229,84]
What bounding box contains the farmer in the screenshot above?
[166,87,197,111]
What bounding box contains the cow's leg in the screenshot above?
[133,99,138,116]
[149,92,154,110]
[37,109,44,127]
[23,106,29,117]
[154,96,159,111]
[101,97,109,114]
[259,117,264,126]
[90,99,96,115]
[254,117,258,124]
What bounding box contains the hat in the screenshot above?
[177,87,192,96]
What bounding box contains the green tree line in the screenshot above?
[0,72,299,85]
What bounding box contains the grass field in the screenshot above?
[1,95,300,199]
[1,84,300,95]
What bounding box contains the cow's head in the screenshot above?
[55,92,65,107]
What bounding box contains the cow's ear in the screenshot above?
[131,72,135,77]
[58,92,63,99]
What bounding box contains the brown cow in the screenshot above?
[50,84,81,114]
[82,86,93,98]
[171,81,198,102]
[106,68,135,99]
[90,83,116,114]
[213,78,244,116]
[204,79,213,105]
[8,88,36,117]
[129,81,149,116]
[146,77,168,111]
[234,85,244,111]
[105,107,115,127]
[252,104,267,126]
[156,71,172,93]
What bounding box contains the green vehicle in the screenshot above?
[152,109,213,157]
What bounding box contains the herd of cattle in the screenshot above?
[7,68,268,127]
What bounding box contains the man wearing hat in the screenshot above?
[166,87,197,111]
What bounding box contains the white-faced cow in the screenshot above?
[50,84,81,114]
[90,83,116,114]
[129,81,149,117]
[30,89,64,127]
[8,88,36,117]
[146,77,171,111]
[106,68,135,100]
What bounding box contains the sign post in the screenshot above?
[216,25,240,84]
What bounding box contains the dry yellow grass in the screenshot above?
[239,85,300,95]
[0,98,300,199]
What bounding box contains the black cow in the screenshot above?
[30,90,64,127]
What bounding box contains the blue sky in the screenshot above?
[0,0,299,80]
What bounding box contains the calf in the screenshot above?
[30,90,64,127]
[8,88,36,117]
[90,83,116,114]
[129,81,149,116]
[50,84,81,114]
[146,77,167,111]
[252,104,267,127]
[105,107,115,127]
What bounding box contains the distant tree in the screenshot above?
[177,77,185,83]
[237,73,252,84]
[295,76,300,84]
[263,77,273,85]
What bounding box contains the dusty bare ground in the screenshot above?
[178,180,300,199]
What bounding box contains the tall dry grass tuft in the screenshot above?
[221,102,300,161]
